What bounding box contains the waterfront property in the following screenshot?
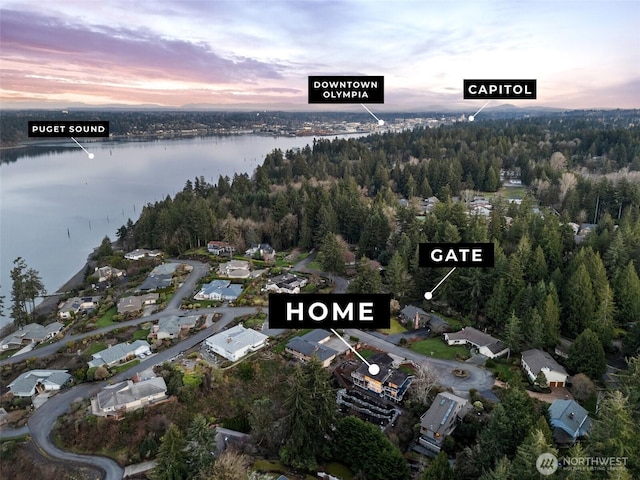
[92,377,168,416]
[93,265,125,283]
[124,248,163,260]
[418,392,472,454]
[8,369,72,397]
[204,324,268,362]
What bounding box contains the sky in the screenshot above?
[0,0,638,110]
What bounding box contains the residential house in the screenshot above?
[8,370,72,397]
[124,248,163,260]
[264,273,308,294]
[245,243,275,261]
[58,296,101,319]
[285,330,338,367]
[217,260,251,279]
[418,392,472,453]
[0,322,63,350]
[399,305,429,328]
[94,266,125,283]
[428,315,451,334]
[207,241,235,256]
[548,399,591,445]
[204,324,268,362]
[136,274,172,292]
[88,340,151,368]
[444,326,510,359]
[343,250,356,267]
[194,280,243,301]
[521,349,569,387]
[351,353,413,402]
[117,293,160,315]
[92,377,167,416]
[152,315,198,340]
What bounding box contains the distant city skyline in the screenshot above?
[1,0,638,110]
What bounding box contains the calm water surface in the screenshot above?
[0,134,362,327]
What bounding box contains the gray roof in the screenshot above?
[97,377,167,411]
[549,399,591,436]
[157,315,197,336]
[8,369,71,397]
[521,349,568,376]
[89,340,150,367]
[205,324,268,354]
[1,322,64,348]
[286,336,338,362]
[137,273,172,292]
[400,305,428,320]
[446,326,503,348]
[299,329,332,344]
[420,392,470,437]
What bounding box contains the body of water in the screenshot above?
[0,134,362,328]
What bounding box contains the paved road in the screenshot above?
[347,329,494,395]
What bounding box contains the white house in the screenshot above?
[94,266,125,283]
[217,260,251,279]
[264,273,308,294]
[444,326,510,359]
[124,249,162,260]
[58,296,101,319]
[88,340,151,368]
[8,370,72,397]
[521,349,569,387]
[207,241,235,256]
[204,324,268,362]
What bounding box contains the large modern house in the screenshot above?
[418,392,472,454]
[151,315,198,340]
[351,353,413,402]
[444,326,510,359]
[264,273,308,294]
[0,322,64,350]
[117,293,160,315]
[57,296,101,319]
[207,241,235,256]
[204,324,268,362]
[521,349,569,387]
[194,280,243,301]
[217,260,251,279]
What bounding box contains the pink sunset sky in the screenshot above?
[1,0,638,110]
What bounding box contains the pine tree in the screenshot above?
[510,429,559,480]
[385,251,413,300]
[186,414,216,475]
[565,264,596,336]
[348,257,383,294]
[567,329,606,379]
[504,312,524,356]
[152,424,189,480]
[422,451,453,480]
[613,261,640,325]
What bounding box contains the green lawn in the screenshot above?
[95,306,117,328]
[110,359,140,375]
[379,317,407,334]
[431,311,465,330]
[252,459,286,474]
[325,462,354,480]
[410,337,470,360]
[490,361,516,382]
[306,260,322,270]
[132,329,150,341]
[0,350,14,360]
[358,348,377,359]
[85,342,107,356]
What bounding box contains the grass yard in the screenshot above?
[95,306,117,328]
[252,459,286,473]
[410,337,470,360]
[325,462,354,480]
[110,359,140,375]
[85,342,107,356]
[306,259,322,270]
[378,317,407,335]
[357,348,378,359]
[132,329,150,341]
[490,361,516,382]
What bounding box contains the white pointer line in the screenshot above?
[431,266,457,295]
[361,104,384,125]
[71,137,94,159]
[330,328,371,367]
[472,100,491,118]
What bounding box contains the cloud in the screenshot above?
[0,9,285,85]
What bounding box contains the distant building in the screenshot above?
[93,266,125,283]
[8,369,72,397]
[207,241,235,256]
[58,296,101,319]
[285,330,338,367]
[194,280,243,301]
[124,249,162,260]
[204,324,268,362]
[399,305,429,327]
[351,353,413,402]
[418,392,472,453]
[521,349,568,387]
[444,326,509,359]
[245,243,275,260]
[92,377,167,416]
[152,315,198,340]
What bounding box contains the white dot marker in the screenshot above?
[468,115,474,122]
[424,291,433,300]
[88,153,95,159]
[378,119,385,126]
[368,364,380,375]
